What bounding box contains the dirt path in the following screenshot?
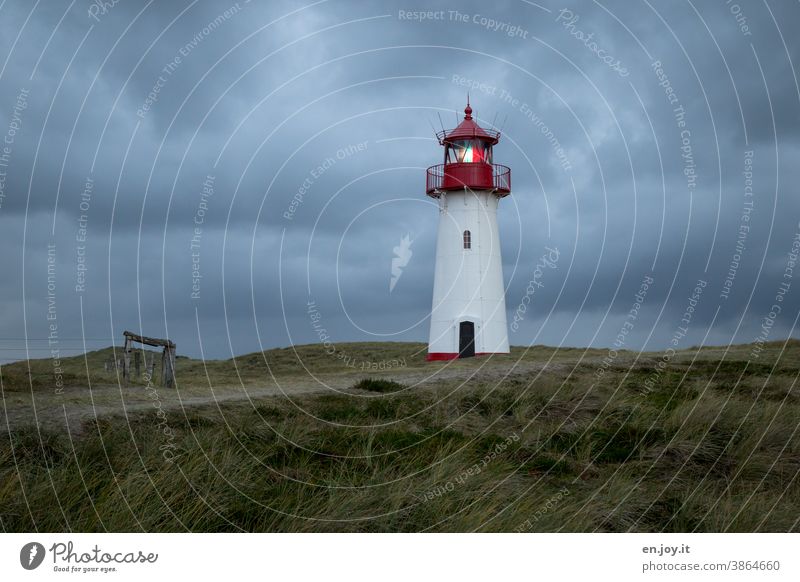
[1,356,610,434]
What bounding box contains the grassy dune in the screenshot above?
[1,340,799,532]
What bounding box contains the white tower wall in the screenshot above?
[428,188,509,358]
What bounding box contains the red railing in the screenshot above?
[426,163,511,196]
[493,164,511,192]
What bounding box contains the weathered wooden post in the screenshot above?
[170,347,176,387]
[148,353,155,379]
[134,351,141,378]
[122,331,176,388]
[122,336,132,387]
[162,347,176,388]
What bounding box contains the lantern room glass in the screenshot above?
[445,140,492,164]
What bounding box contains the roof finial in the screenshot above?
[464,94,472,119]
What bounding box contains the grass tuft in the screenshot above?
[352,378,406,393]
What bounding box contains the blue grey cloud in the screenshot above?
[0,0,798,363]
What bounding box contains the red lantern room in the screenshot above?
[426,101,511,197]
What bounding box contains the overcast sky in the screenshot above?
[0,0,798,363]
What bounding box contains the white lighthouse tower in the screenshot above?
[426,101,511,360]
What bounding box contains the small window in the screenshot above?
[463,230,471,249]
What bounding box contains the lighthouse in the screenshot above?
[426,101,511,360]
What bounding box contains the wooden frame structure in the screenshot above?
[122,331,176,388]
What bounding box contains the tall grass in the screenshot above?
[1,341,799,532]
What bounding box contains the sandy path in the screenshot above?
[1,357,605,434]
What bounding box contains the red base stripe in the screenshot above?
[426,352,510,361]
[426,352,459,361]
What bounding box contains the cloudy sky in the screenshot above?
[0,0,798,363]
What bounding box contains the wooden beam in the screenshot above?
[122,330,175,348]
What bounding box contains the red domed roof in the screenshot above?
[436,101,501,145]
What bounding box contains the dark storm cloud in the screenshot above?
[0,0,798,363]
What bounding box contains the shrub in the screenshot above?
[352,378,406,393]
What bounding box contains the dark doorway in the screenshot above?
[459,321,475,358]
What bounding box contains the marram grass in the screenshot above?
[1,341,799,532]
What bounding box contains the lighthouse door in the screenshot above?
[458,322,475,358]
